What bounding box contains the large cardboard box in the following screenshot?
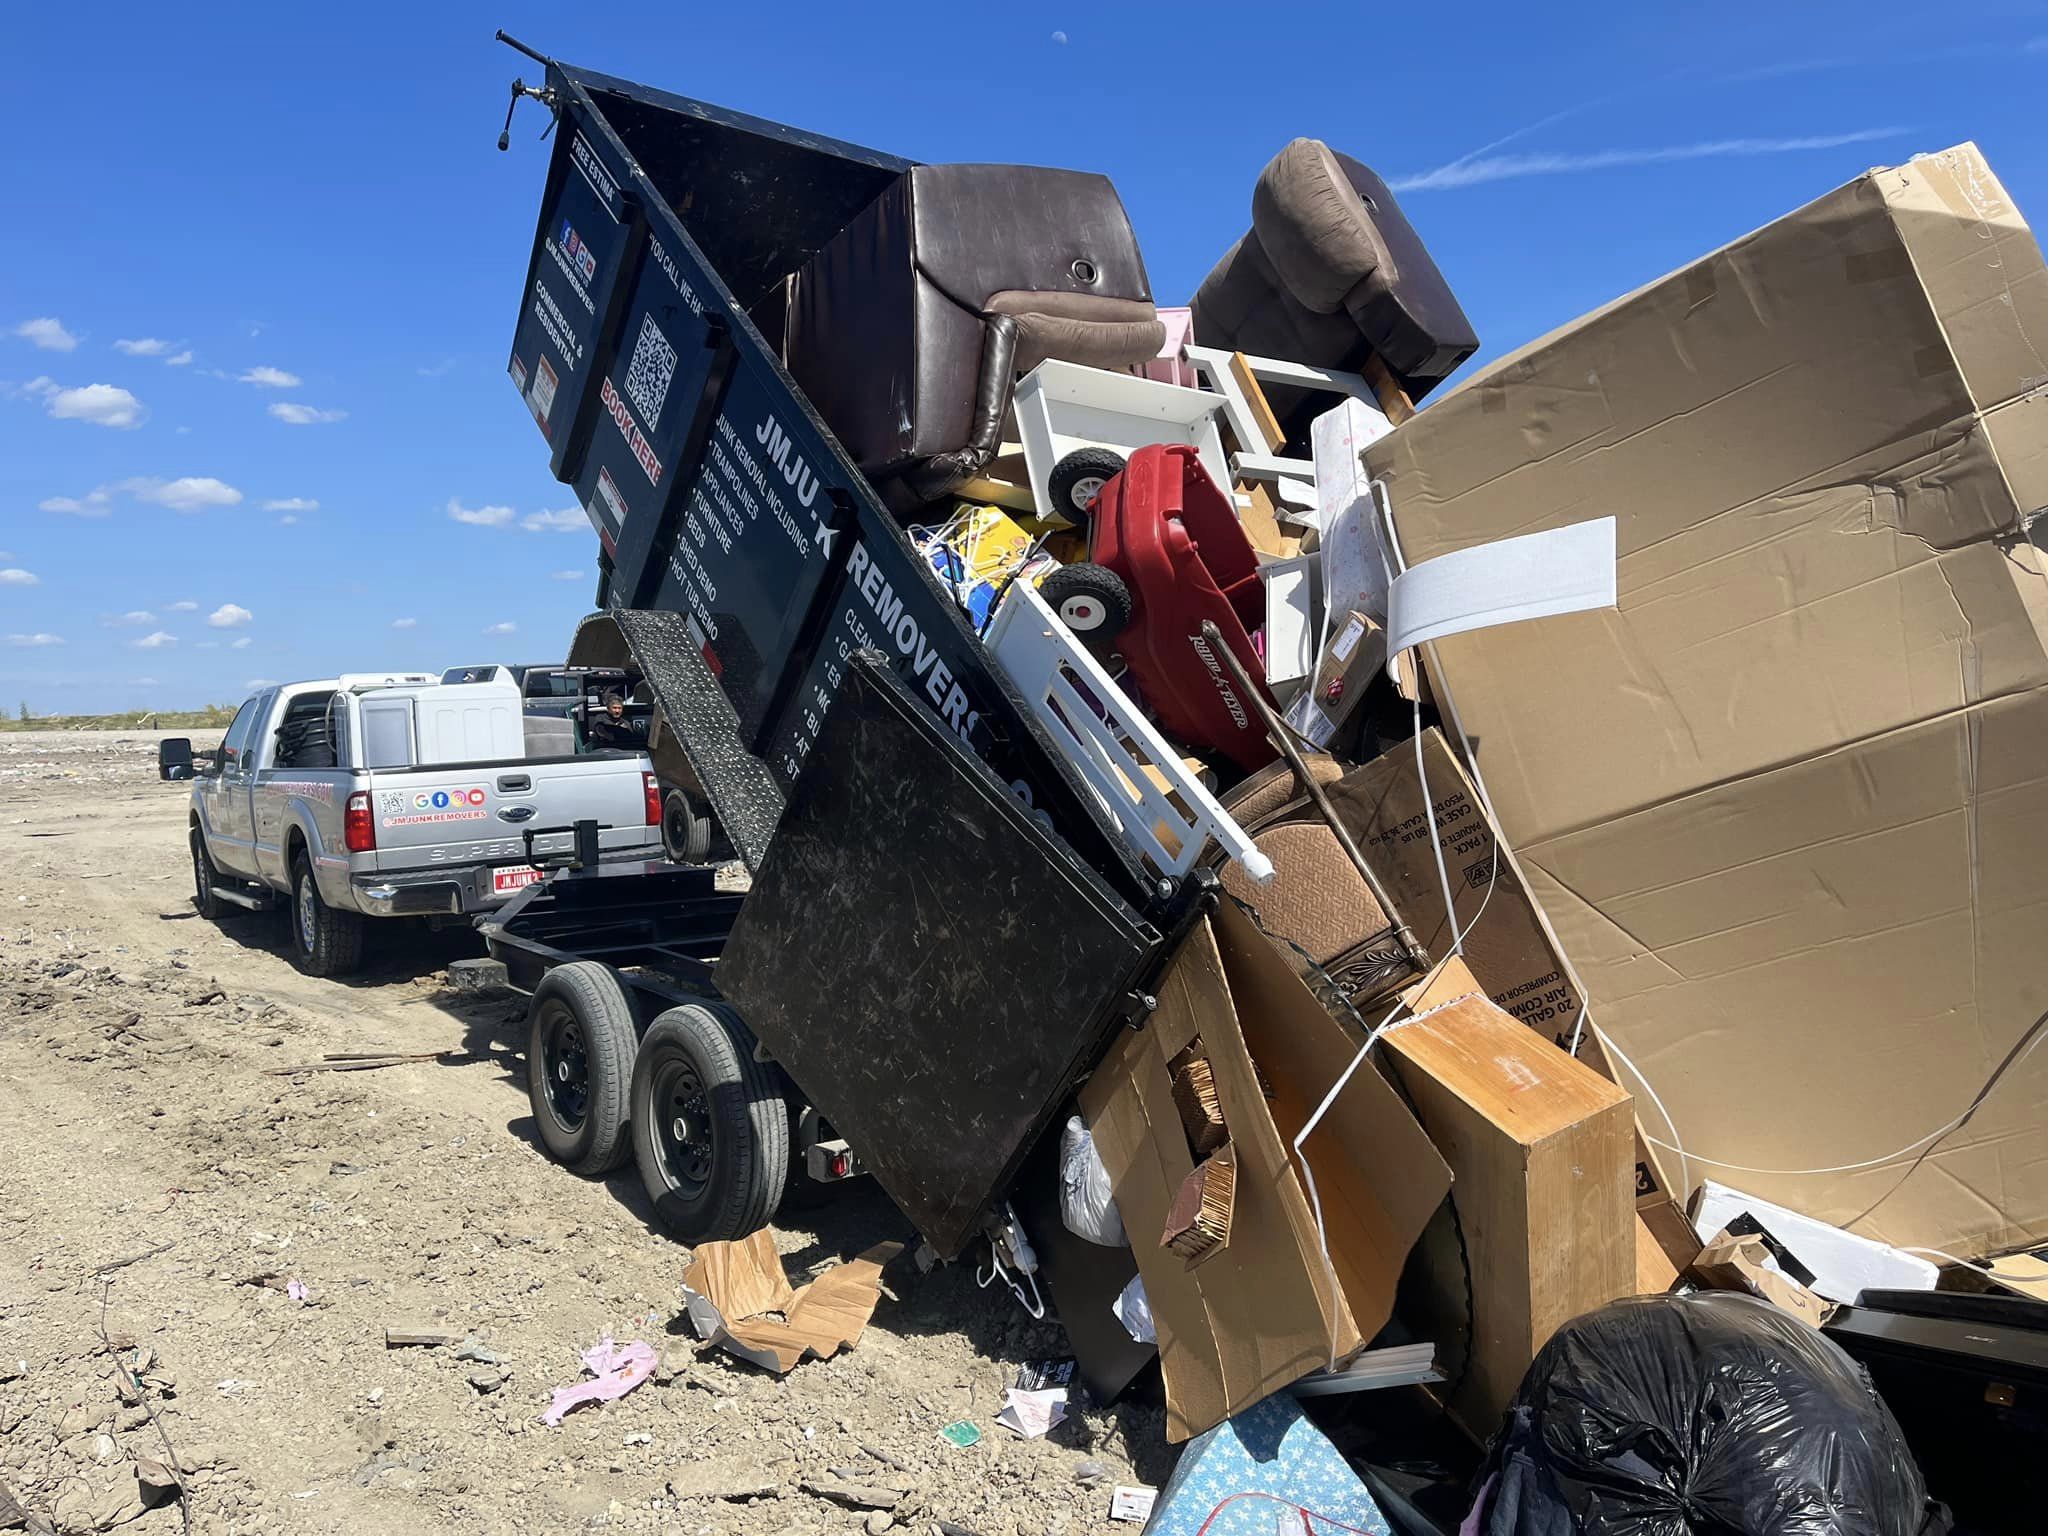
[1368,144,2048,1256]
[1080,905,1450,1442]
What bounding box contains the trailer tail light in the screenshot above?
[344,792,376,852]
[828,1150,853,1180]
[643,772,662,827]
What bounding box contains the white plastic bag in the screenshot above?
[1059,1115,1127,1247]
[1113,1274,1155,1345]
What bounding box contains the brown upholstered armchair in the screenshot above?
[785,164,1165,509]
[1192,140,1478,430]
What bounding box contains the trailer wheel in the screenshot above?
[289,854,364,978]
[661,789,713,865]
[1041,562,1132,638]
[1048,447,1126,524]
[526,962,639,1176]
[630,1003,788,1243]
[191,827,223,922]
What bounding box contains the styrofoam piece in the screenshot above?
[1013,360,1229,525]
[1259,555,1321,703]
[983,582,1273,885]
[1275,477,1317,512]
[1383,517,1616,682]
[1691,1181,1939,1303]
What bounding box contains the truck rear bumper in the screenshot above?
[351,844,662,917]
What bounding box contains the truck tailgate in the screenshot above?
[365,756,652,878]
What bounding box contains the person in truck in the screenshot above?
[585,690,643,751]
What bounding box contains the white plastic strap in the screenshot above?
[1384,517,1616,683]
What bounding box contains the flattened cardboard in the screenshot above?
[1080,913,1449,1442]
[1690,1230,1831,1328]
[1369,144,2048,1256]
[679,1232,902,1374]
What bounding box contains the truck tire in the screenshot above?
[1048,447,1126,524]
[525,962,640,1176]
[630,1003,788,1243]
[661,789,713,865]
[191,827,223,922]
[289,853,364,978]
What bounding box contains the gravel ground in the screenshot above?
[0,730,1171,1535]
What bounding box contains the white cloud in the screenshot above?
[131,676,159,687]
[40,491,110,516]
[166,600,198,612]
[239,365,301,388]
[0,568,38,587]
[278,515,300,526]
[448,498,515,528]
[7,633,64,647]
[262,496,318,512]
[45,382,146,428]
[417,357,457,378]
[483,621,517,636]
[115,337,172,356]
[231,636,252,650]
[522,507,584,533]
[132,630,176,650]
[550,569,587,582]
[268,402,346,425]
[127,475,243,512]
[165,350,194,367]
[391,617,419,629]
[106,610,157,627]
[1391,127,1905,192]
[13,317,77,352]
[1051,29,1068,43]
[245,678,279,689]
[208,603,253,629]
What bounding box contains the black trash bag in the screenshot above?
[1477,1293,1950,1536]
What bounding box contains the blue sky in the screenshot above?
[6,1,2046,713]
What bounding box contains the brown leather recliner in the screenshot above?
[1192,140,1478,427]
[785,164,1165,508]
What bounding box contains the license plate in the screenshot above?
[492,865,544,895]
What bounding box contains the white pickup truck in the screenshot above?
[166,672,664,975]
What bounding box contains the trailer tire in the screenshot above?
[526,962,639,1176]
[1048,447,1126,524]
[661,789,713,865]
[631,1003,788,1244]
[289,854,364,978]
[191,827,223,922]
[1040,562,1132,638]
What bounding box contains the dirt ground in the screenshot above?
[0,731,1170,1536]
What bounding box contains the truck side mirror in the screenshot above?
[158,737,195,781]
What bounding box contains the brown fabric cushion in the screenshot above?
[988,291,1165,372]
[1251,139,1386,315]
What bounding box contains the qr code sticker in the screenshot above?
[624,314,677,428]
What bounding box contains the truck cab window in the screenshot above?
[218,699,260,772]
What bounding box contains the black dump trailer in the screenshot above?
[483,36,1209,1264]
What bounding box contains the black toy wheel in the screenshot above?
[1040,562,1133,637]
[630,1003,788,1244]
[1048,447,1126,523]
[526,961,640,1175]
[661,789,713,865]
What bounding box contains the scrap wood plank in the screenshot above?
[1226,352,1287,453]
[266,1050,464,1076]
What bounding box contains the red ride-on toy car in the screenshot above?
[1055,443,1278,774]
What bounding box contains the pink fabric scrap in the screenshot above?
[542,1337,657,1426]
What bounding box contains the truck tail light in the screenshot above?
[643,772,662,827]
[344,791,376,852]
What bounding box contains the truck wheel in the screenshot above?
[630,1003,788,1243]
[1048,447,1125,523]
[1040,562,1132,638]
[191,828,223,922]
[526,962,639,1176]
[289,854,364,977]
[661,789,713,865]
